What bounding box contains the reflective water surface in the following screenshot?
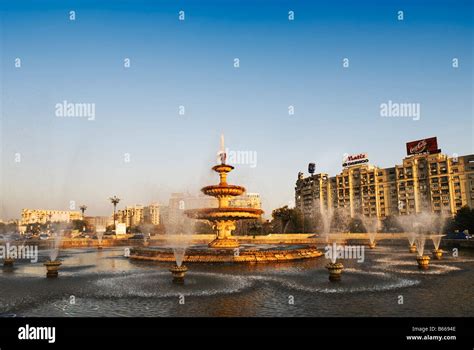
[1,245,473,317]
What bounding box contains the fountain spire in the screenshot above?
[219,133,226,165]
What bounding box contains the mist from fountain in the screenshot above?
[97,231,104,246]
[49,231,64,261]
[362,217,379,244]
[415,235,426,257]
[398,211,448,249]
[165,210,194,267]
[429,213,447,251]
[407,232,417,246]
[431,235,444,251]
[320,205,333,243]
[172,247,185,267]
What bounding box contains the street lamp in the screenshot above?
[79,205,87,233]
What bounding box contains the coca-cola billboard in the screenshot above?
[406,137,440,156]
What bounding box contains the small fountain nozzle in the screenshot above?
[44,260,62,278]
[326,262,344,282]
[170,265,188,284]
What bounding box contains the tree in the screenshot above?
[248,220,263,236]
[272,206,291,232]
[70,220,88,232]
[271,206,302,233]
[442,217,457,234]
[453,206,474,234]
[262,220,273,235]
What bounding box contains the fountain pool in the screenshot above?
[1,246,473,317]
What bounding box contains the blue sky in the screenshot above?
[1,0,472,219]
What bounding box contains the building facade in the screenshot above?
[20,209,82,227]
[295,140,474,220]
[229,193,262,209]
[117,203,161,228]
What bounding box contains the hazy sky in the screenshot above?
[1,0,472,219]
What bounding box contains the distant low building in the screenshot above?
[229,193,261,209]
[20,209,82,227]
[144,203,160,225]
[116,203,161,228]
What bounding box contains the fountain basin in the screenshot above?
[169,265,188,284]
[416,255,430,270]
[432,249,443,260]
[44,260,62,278]
[208,237,240,249]
[326,262,344,281]
[130,244,322,263]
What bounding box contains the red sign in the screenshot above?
[406,137,440,155]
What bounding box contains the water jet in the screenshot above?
[415,235,430,270]
[430,234,444,260]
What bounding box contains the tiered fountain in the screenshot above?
[185,145,263,249]
[129,136,322,263]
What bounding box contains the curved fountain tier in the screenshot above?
[129,244,322,263]
[201,185,246,198]
[186,207,264,221]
